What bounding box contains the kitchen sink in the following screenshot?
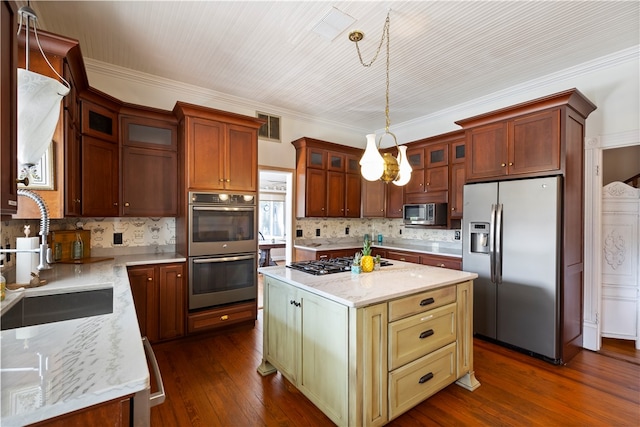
[1,288,114,331]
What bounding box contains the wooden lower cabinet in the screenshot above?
[29,396,132,427]
[187,301,256,334]
[127,263,185,343]
[258,276,478,426]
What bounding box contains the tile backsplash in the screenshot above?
[0,217,175,268]
[295,218,460,243]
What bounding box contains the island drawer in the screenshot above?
[388,286,456,321]
[388,342,457,420]
[388,303,456,370]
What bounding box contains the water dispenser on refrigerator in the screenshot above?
[469,222,490,254]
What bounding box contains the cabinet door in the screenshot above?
[306,147,326,169]
[361,179,386,218]
[127,265,156,339]
[81,101,118,143]
[187,118,224,190]
[509,109,560,175]
[298,289,349,426]
[425,166,448,192]
[81,136,119,216]
[122,146,177,217]
[264,277,299,382]
[466,122,508,180]
[450,139,465,164]
[122,116,177,150]
[386,250,421,264]
[346,154,360,175]
[327,151,345,172]
[0,0,18,215]
[326,171,345,217]
[226,124,257,191]
[157,263,185,341]
[426,143,448,168]
[345,173,361,218]
[449,163,465,220]
[305,168,327,217]
[420,254,462,270]
[386,181,404,218]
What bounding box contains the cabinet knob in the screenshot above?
[438,263,445,268]
[219,178,224,182]
[451,207,455,211]
[125,202,130,207]
[220,315,229,321]
[226,179,231,183]
[501,163,506,167]
[113,202,118,206]
[426,182,430,186]
[147,277,152,281]
[177,274,182,278]
[15,177,29,186]
[509,162,513,166]
[75,199,81,204]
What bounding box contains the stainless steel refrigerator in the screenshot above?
[462,176,561,362]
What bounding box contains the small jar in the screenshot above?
[72,234,84,260]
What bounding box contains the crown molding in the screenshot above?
[83,58,368,135]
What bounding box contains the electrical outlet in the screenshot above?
[454,230,461,240]
[113,233,123,245]
[345,227,349,235]
[315,228,320,237]
[296,229,303,238]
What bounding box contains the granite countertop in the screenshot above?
[0,252,186,426]
[293,238,463,258]
[259,260,477,308]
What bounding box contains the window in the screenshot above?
[257,112,281,142]
[259,200,285,239]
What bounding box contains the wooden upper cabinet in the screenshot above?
[386,181,404,218]
[508,109,561,175]
[173,102,263,192]
[81,135,119,216]
[361,179,385,218]
[1,0,18,217]
[425,142,448,168]
[120,111,178,217]
[292,137,362,218]
[457,89,595,183]
[465,122,509,180]
[81,100,118,143]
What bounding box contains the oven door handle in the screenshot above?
[192,206,255,212]
[193,254,256,264]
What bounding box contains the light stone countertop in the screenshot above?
[293,238,462,258]
[0,253,185,427]
[259,260,477,308]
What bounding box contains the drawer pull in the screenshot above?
[220,315,229,321]
[419,329,435,339]
[420,297,435,306]
[419,372,434,384]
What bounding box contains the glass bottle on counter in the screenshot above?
[72,233,84,260]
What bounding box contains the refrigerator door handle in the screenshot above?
[495,203,503,284]
[489,204,497,283]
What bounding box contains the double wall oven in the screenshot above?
[188,192,258,310]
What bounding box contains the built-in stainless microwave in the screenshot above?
[403,203,448,226]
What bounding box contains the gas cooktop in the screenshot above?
[286,257,392,275]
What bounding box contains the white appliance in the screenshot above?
[462,176,562,363]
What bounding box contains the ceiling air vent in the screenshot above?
[257,112,281,142]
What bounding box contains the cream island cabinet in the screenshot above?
[257,261,480,426]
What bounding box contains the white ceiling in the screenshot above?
[19,1,640,133]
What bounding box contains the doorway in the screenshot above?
[258,168,294,266]
[584,130,640,355]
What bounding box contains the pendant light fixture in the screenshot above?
[16,4,70,168]
[350,11,411,186]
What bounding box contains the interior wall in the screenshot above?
[603,145,640,185]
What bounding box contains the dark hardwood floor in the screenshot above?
[150,309,639,426]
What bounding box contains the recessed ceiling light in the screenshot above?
[311,7,356,41]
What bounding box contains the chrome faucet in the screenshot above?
[0,189,52,270]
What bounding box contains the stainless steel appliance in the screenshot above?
[287,257,392,275]
[403,203,448,226]
[188,253,257,310]
[188,192,257,256]
[187,191,258,311]
[462,176,562,363]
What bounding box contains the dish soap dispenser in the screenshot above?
[72,233,84,260]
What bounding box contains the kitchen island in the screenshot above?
[258,260,480,426]
[0,252,185,427]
